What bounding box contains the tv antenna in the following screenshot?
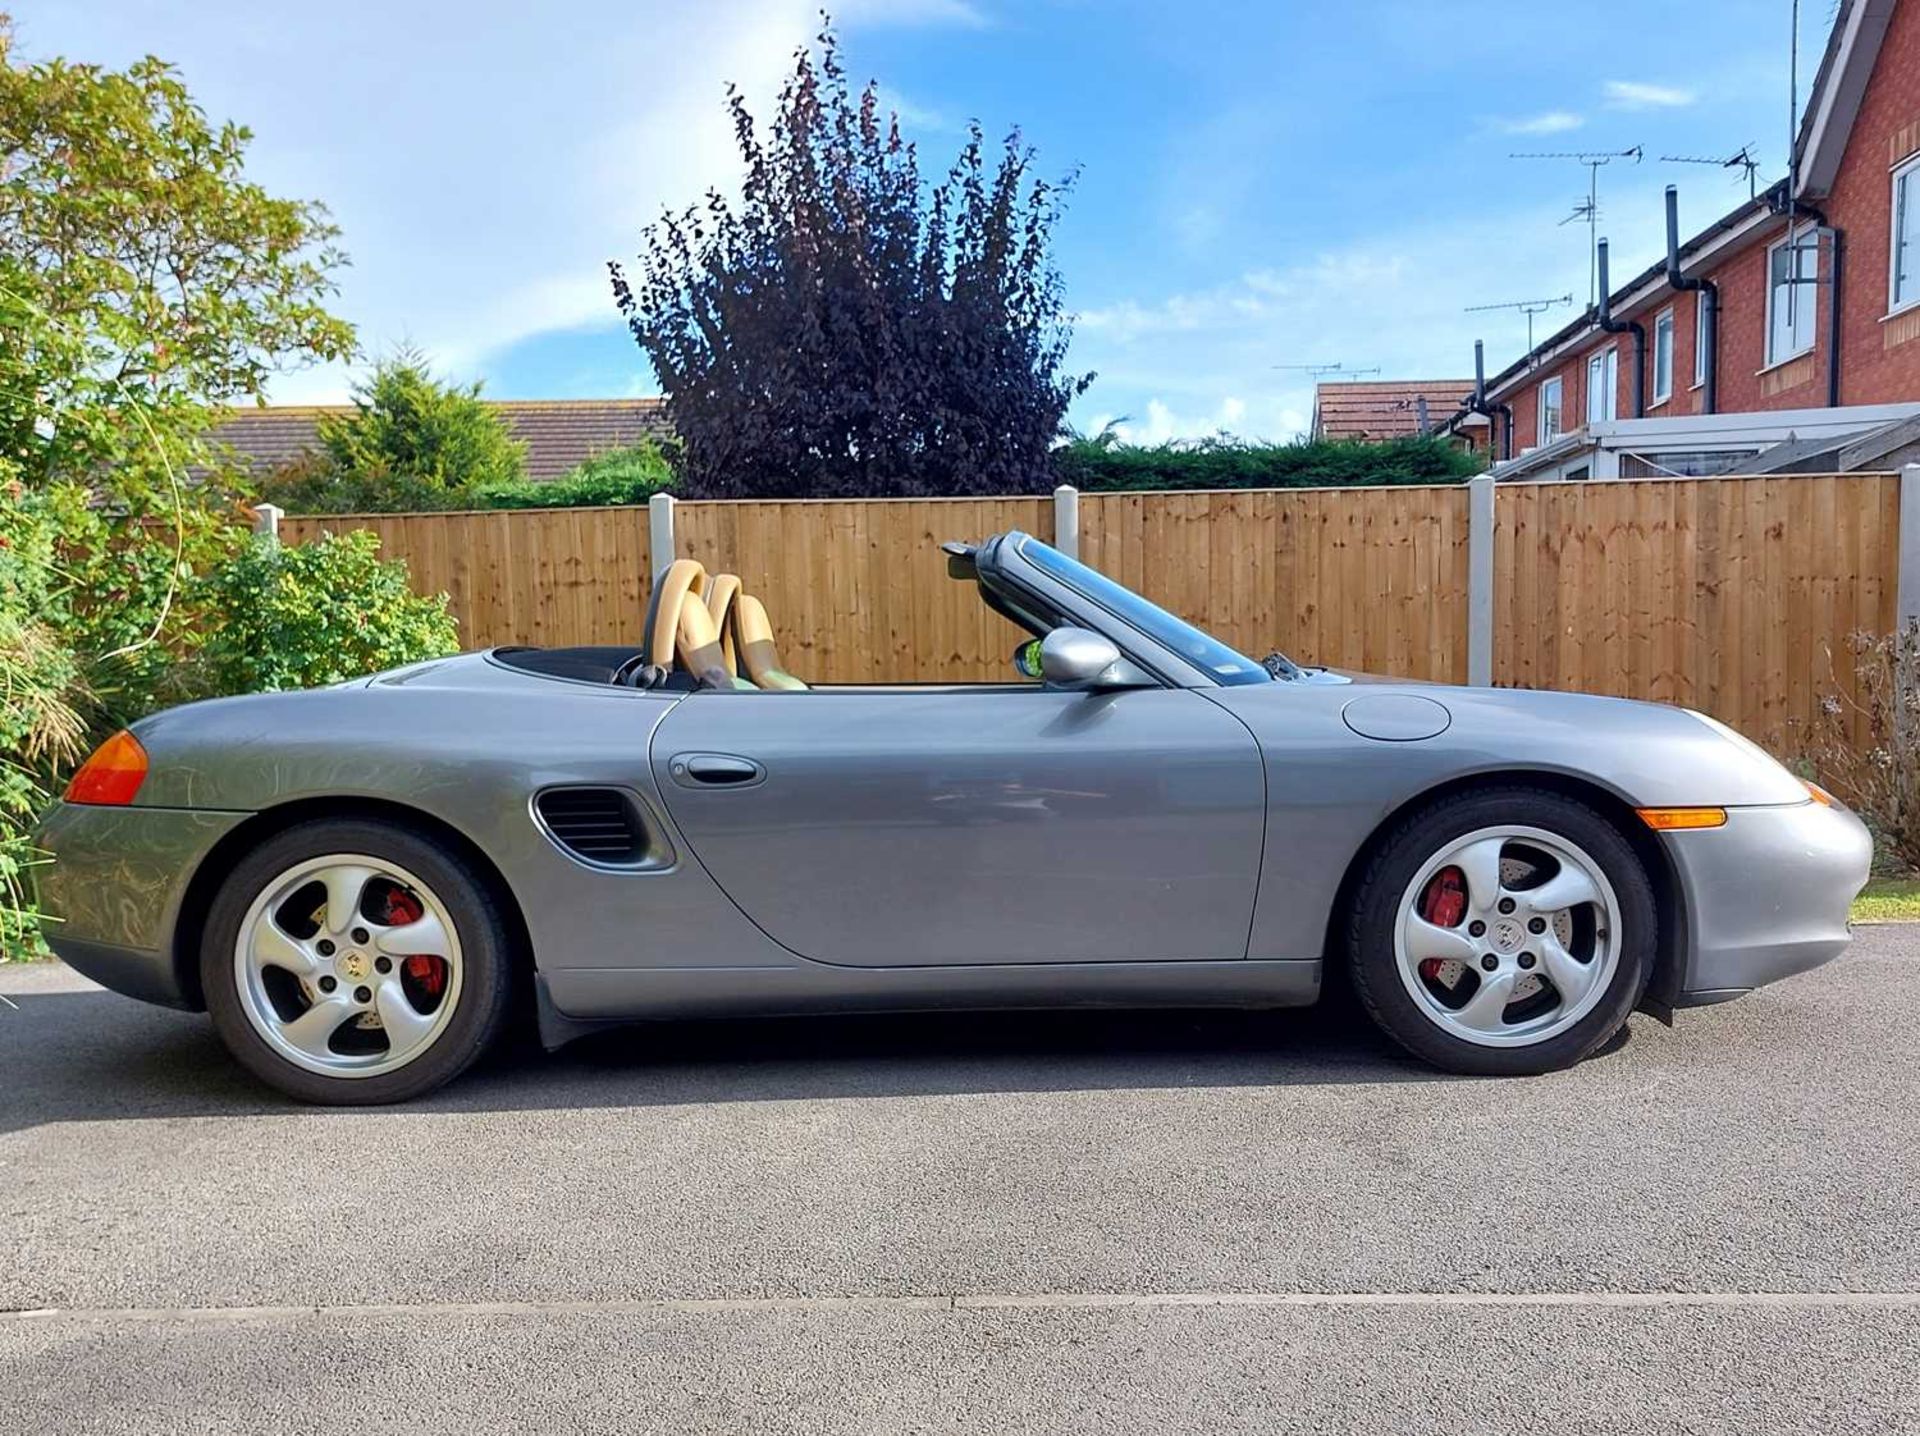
[1463,293,1576,356]
[1510,146,1643,305]
[1272,361,1382,381]
[1661,144,1761,198]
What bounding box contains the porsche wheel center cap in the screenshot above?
[1490,918,1526,954]
[339,950,370,981]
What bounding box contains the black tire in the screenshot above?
[201,818,516,1105]
[1345,787,1656,1077]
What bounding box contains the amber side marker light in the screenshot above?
[64,730,149,806]
[1636,806,1728,831]
[1803,780,1836,807]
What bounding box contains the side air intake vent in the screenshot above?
[534,787,652,868]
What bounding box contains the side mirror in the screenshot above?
[1040,627,1124,689]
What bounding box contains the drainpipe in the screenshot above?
[1466,340,1514,462]
[1827,225,1844,406]
[1788,197,1845,409]
[1595,238,1646,418]
[1665,186,1717,414]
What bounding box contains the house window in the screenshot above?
[1694,292,1710,386]
[1585,347,1617,426]
[1766,229,1819,365]
[1893,152,1920,314]
[1652,308,1675,404]
[1538,375,1563,444]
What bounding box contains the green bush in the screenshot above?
[470,441,676,509]
[259,356,527,513]
[192,530,460,695]
[1051,434,1482,492]
[1,485,89,958]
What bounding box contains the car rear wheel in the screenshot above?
[201,819,514,1104]
[1346,788,1656,1076]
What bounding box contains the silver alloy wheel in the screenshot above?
[1392,824,1623,1049]
[232,853,465,1079]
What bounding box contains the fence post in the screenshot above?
[1900,464,1920,631]
[1053,484,1080,560]
[1467,472,1495,686]
[252,503,283,546]
[649,492,677,576]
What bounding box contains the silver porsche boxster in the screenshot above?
[35,530,1870,1103]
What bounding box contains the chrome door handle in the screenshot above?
[670,753,766,788]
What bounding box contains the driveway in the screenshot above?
[3,931,1918,1434]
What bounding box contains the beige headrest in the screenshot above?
[676,588,732,689]
[705,574,743,676]
[647,559,708,666]
[733,594,808,691]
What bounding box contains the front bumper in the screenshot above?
[31,801,249,1010]
[1667,798,1872,1003]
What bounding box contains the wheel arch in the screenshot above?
[1323,769,1688,1017]
[169,796,535,1010]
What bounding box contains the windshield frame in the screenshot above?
[987,533,1272,688]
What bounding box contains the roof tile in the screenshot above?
[1312,380,1476,440]
[215,398,672,481]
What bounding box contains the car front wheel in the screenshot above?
[1346,788,1657,1076]
[201,818,514,1104]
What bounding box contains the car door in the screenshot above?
[649,685,1265,967]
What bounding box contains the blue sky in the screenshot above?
[28,0,1830,439]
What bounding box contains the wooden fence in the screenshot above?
[281,471,1905,757]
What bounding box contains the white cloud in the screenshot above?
[871,85,959,134]
[1492,110,1585,136]
[1083,395,1283,446]
[1603,79,1696,110]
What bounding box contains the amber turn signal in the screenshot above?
[64,730,149,806]
[1803,780,1836,807]
[1636,806,1728,831]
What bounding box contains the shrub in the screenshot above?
[0,21,351,956]
[470,441,676,509]
[192,530,460,695]
[614,23,1090,499]
[258,356,527,513]
[1,485,90,959]
[1811,625,1920,873]
[1051,434,1482,492]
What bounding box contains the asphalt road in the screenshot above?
[3,930,1918,1435]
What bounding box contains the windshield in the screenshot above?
[1017,537,1271,686]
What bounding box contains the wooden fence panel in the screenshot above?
[675,496,1053,682]
[282,506,655,649]
[1079,485,1471,681]
[1491,474,1897,754]
[282,475,1897,755]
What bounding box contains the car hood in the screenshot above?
[1208,674,1811,809]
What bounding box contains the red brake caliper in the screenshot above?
[382,889,447,1000]
[1416,866,1468,982]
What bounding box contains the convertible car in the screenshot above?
[35,531,1870,1103]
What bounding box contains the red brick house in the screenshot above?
[1460,0,1920,478]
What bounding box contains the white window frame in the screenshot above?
[1892,151,1920,317]
[1765,229,1820,366]
[1585,346,1617,426]
[1652,307,1675,405]
[1538,375,1563,445]
[1693,292,1710,387]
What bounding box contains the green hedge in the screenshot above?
[467,443,675,509]
[1051,435,1482,492]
